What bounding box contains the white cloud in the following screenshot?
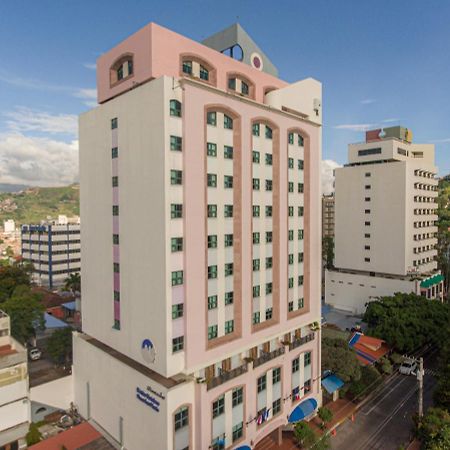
[83,62,96,70]
[322,159,341,195]
[381,118,399,123]
[73,88,97,107]
[334,123,375,132]
[361,98,376,105]
[4,107,78,136]
[0,132,78,186]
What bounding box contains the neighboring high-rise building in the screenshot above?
[326,127,443,314]
[74,22,322,450]
[322,194,335,239]
[21,216,81,288]
[0,311,30,450]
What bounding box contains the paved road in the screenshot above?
[331,350,438,450]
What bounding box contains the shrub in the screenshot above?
[318,406,333,424]
[26,423,42,446]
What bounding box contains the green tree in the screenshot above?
[321,337,361,383]
[2,286,45,343]
[26,423,42,446]
[348,365,382,400]
[318,407,333,424]
[0,261,32,302]
[64,272,80,294]
[322,236,334,270]
[294,422,316,448]
[434,341,450,411]
[47,327,73,365]
[418,408,450,450]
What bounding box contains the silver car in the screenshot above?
[399,358,417,375]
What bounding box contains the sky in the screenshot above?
[0,0,449,190]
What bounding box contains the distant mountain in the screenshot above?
[0,183,29,193]
[0,184,79,225]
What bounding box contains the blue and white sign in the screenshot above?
[141,338,156,363]
[136,387,160,412]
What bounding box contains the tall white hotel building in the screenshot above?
[74,23,322,450]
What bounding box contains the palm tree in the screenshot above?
[64,272,80,295]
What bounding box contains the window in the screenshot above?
[298,275,304,286]
[253,178,260,190]
[171,204,183,218]
[252,150,260,163]
[112,205,119,216]
[170,170,182,185]
[182,60,192,75]
[288,157,294,168]
[298,230,304,240]
[365,172,371,177]
[265,206,273,217]
[253,311,261,324]
[170,135,182,151]
[298,206,304,217]
[265,153,273,165]
[265,126,273,139]
[171,270,184,286]
[365,209,371,214]
[253,258,260,271]
[365,197,371,202]
[113,234,119,245]
[174,407,189,431]
[199,65,209,80]
[266,307,273,320]
[228,78,236,90]
[172,336,184,352]
[253,232,260,244]
[288,133,294,144]
[114,291,120,302]
[208,325,218,340]
[304,379,311,393]
[304,352,311,366]
[289,254,294,264]
[241,81,249,95]
[232,422,243,442]
[171,237,183,252]
[288,301,294,312]
[266,179,273,191]
[113,263,120,273]
[224,175,233,189]
[111,147,119,158]
[170,100,181,117]
[232,387,243,407]
[225,263,233,276]
[111,118,118,129]
[298,135,304,146]
[298,159,304,170]
[172,304,184,319]
[358,147,382,157]
[253,285,260,298]
[365,233,371,238]
[365,221,371,226]
[225,292,234,305]
[208,235,217,249]
[252,123,260,136]
[112,176,119,187]
[224,205,233,218]
[292,357,300,373]
[207,173,217,187]
[272,398,281,416]
[257,374,266,392]
[224,115,233,129]
[288,230,294,241]
[298,298,304,309]
[266,282,273,294]
[207,142,217,157]
[266,257,273,269]
[288,277,294,288]
[225,234,233,247]
[289,206,294,217]
[224,145,233,159]
[253,205,260,217]
[298,183,304,193]
[288,182,294,193]
[208,295,218,310]
[207,111,217,126]
[225,320,234,334]
[208,265,218,279]
[212,396,225,418]
[365,257,370,262]
[298,252,304,263]
[365,185,371,190]
[208,204,217,218]
[266,231,273,243]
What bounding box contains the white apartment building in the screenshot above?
[21,216,81,288]
[326,126,443,314]
[0,311,30,450]
[74,22,322,450]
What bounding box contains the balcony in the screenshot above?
[288,333,315,351]
[252,346,285,369]
[206,363,248,391]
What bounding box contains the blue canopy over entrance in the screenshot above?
[288,398,318,423]
[235,446,251,450]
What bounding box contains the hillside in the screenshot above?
[0,184,79,225]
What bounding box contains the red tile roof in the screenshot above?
[349,332,390,366]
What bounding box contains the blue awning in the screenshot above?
[44,313,69,329]
[321,374,344,394]
[288,398,318,423]
[235,446,251,450]
[61,301,76,311]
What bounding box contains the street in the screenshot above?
[331,350,438,450]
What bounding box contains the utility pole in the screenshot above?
[417,357,424,418]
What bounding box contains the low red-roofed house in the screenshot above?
[348,332,391,366]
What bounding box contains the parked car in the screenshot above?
[29,348,42,361]
[399,358,417,375]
